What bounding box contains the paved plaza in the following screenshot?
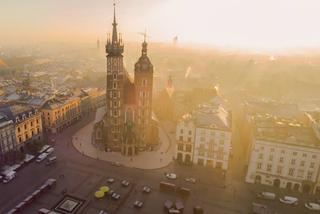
[72,108,174,169]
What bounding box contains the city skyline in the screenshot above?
[1,0,320,52]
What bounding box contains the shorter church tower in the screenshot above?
[134,36,154,147]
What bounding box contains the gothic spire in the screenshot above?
[112,3,118,44]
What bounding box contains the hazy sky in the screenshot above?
[1,0,320,51]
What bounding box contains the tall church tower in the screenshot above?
[134,35,154,147]
[105,3,125,150]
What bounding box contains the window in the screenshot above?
[302,153,307,158]
[277,166,283,174]
[17,127,20,132]
[113,91,117,98]
[178,143,184,151]
[179,136,183,141]
[187,137,192,142]
[291,159,296,165]
[258,153,263,159]
[188,130,192,135]
[24,124,27,129]
[279,157,284,163]
[310,162,315,169]
[257,163,262,169]
[267,164,272,172]
[180,129,183,134]
[293,152,297,156]
[307,171,313,180]
[113,82,117,89]
[312,154,317,159]
[270,148,275,152]
[186,145,192,152]
[288,168,294,176]
[281,150,285,154]
[300,161,305,167]
[113,73,117,80]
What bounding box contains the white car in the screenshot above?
[111,162,121,167]
[185,178,196,183]
[165,173,177,180]
[305,202,320,211]
[36,153,48,162]
[257,192,276,200]
[45,147,54,155]
[2,170,16,183]
[279,196,298,205]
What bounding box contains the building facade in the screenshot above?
[175,96,232,170]
[245,115,320,194]
[93,4,156,155]
[41,96,81,133]
[0,116,16,165]
[175,114,195,164]
[0,104,43,152]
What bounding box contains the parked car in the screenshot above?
[142,186,151,193]
[36,153,48,163]
[15,201,27,211]
[45,178,57,188]
[107,178,115,184]
[168,208,180,213]
[45,147,54,155]
[98,210,108,214]
[38,208,51,214]
[305,202,320,211]
[257,192,276,200]
[111,162,121,167]
[24,154,35,163]
[38,145,51,154]
[111,192,121,200]
[6,208,18,214]
[121,180,130,187]
[45,156,57,165]
[133,200,143,208]
[2,170,16,183]
[279,196,299,205]
[185,178,196,183]
[165,173,177,180]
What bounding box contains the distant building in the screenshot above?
[245,114,320,195]
[41,96,81,133]
[79,88,106,116]
[175,95,232,170]
[0,116,16,165]
[0,104,43,152]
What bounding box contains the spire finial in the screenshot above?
[144,28,147,43]
[113,2,116,24]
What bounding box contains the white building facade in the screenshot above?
[245,116,320,194]
[175,97,232,170]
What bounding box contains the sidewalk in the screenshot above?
[72,109,175,170]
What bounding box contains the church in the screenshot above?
[93,4,158,156]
